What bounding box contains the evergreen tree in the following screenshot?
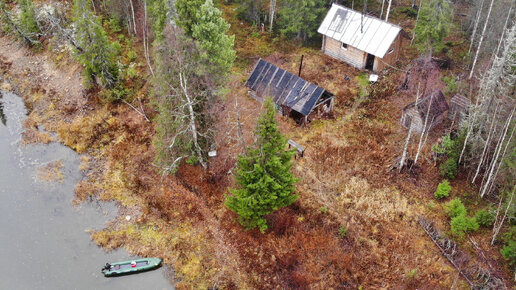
[147,0,170,44]
[72,0,119,89]
[414,0,453,54]
[175,0,204,36]
[18,0,40,37]
[192,0,236,77]
[278,0,326,40]
[226,98,298,233]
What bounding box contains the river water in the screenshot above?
[0,90,173,289]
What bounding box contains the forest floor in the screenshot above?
[0,0,513,288]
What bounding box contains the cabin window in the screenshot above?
[341,43,348,50]
[388,48,394,54]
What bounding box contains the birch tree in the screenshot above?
[153,27,214,172]
[469,0,494,79]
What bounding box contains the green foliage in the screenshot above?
[152,29,213,173]
[338,226,347,238]
[474,208,495,227]
[18,0,39,36]
[226,98,298,233]
[278,0,326,40]
[406,268,418,280]
[191,0,236,78]
[440,158,458,179]
[127,50,138,62]
[442,75,457,95]
[414,0,453,53]
[433,132,466,180]
[501,226,516,270]
[147,0,170,44]
[445,198,466,218]
[434,179,451,199]
[450,214,479,238]
[175,0,204,36]
[72,0,119,90]
[398,7,418,18]
[320,206,328,213]
[236,0,265,25]
[105,17,123,33]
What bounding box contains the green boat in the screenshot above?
[101,258,162,277]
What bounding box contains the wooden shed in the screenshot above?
[401,90,449,134]
[318,4,408,72]
[245,59,334,124]
[448,94,471,123]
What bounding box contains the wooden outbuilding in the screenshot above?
[448,94,471,123]
[318,4,408,72]
[245,59,334,125]
[401,90,449,134]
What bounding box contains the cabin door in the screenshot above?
[365,53,375,70]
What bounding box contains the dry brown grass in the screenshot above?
[37,160,64,182]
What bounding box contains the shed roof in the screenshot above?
[318,4,403,58]
[404,90,449,121]
[245,59,333,116]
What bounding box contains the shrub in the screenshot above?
[338,226,347,238]
[127,50,138,62]
[445,198,466,218]
[320,206,328,213]
[434,180,451,199]
[440,157,458,179]
[442,75,457,95]
[501,241,516,269]
[475,209,495,227]
[450,215,479,237]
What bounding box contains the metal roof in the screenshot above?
[318,4,402,58]
[245,59,333,116]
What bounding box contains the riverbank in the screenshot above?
[0,36,238,288]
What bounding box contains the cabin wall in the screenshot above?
[375,34,403,72]
[322,36,367,69]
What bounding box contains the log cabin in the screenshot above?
[318,4,408,72]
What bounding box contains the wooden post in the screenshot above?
[298,55,304,77]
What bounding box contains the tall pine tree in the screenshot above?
[72,0,119,89]
[175,0,204,36]
[192,0,236,77]
[226,98,298,233]
[414,0,453,54]
[279,0,326,41]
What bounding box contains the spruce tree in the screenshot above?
[72,0,119,89]
[279,0,326,40]
[226,98,298,233]
[414,0,453,54]
[18,0,40,37]
[147,0,170,44]
[191,0,235,77]
[175,0,204,36]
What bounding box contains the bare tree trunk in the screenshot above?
[468,0,485,55]
[269,0,276,32]
[491,187,515,245]
[179,71,207,170]
[130,0,138,36]
[495,5,513,57]
[143,0,154,76]
[413,90,431,166]
[411,0,421,45]
[480,108,514,197]
[385,0,392,22]
[472,102,499,183]
[469,0,495,79]
[399,125,414,172]
[380,0,385,19]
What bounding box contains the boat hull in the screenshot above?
[102,258,162,277]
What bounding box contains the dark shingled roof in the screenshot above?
[245,59,333,116]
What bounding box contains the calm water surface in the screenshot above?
[0,90,174,289]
